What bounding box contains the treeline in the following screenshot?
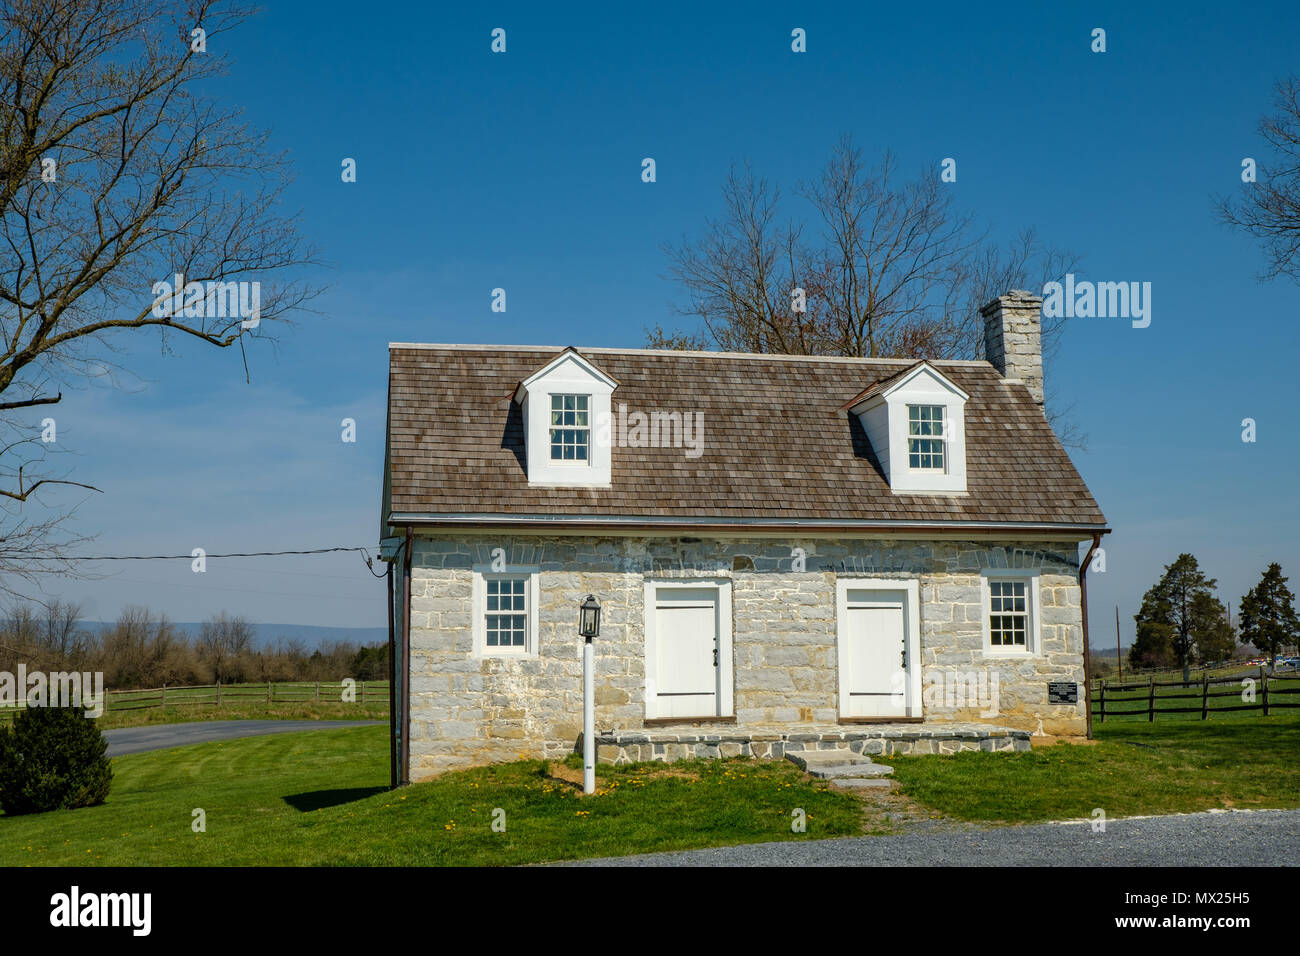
[1127,556,1299,675]
[0,602,388,690]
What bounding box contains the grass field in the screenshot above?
[0,725,862,865]
[2,712,1296,865]
[885,710,1300,822]
[90,700,389,729]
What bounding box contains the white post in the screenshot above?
[583,636,595,794]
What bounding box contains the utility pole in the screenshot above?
[1115,605,1122,681]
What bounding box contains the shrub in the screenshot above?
[0,705,112,815]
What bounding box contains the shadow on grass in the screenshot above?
[283,787,388,812]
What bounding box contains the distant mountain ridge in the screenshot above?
[83,621,387,650]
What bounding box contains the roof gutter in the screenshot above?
[387,512,1109,537]
[1078,531,1107,739]
[400,525,412,786]
[386,547,397,790]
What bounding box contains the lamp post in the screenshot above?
[579,595,601,795]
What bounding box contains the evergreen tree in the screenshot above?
[1131,554,1220,681]
[1239,563,1300,672]
[1191,591,1236,664]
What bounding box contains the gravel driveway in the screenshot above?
[565,808,1300,866]
[103,719,384,757]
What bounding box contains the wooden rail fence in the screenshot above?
[0,680,389,719]
[1094,668,1300,722]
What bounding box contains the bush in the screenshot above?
[0,706,112,815]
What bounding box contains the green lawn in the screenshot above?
[885,710,1300,822]
[0,726,861,865]
[3,714,1297,865]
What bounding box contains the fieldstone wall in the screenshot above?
[405,534,1087,780]
[982,290,1044,405]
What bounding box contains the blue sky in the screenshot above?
[24,1,1300,643]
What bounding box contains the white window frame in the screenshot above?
[472,565,540,657]
[906,404,946,472]
[980,569,1041,657]
[835,577,923,719]
[548,392,592,463]
[643,578,733,720]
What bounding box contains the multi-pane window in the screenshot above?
[907,404,945,470]
[988,580,1027,648]
[550,394,590,461]
[485,577,527,648]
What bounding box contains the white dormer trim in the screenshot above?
[514,349,617,488]
[513,348,620,401]
[849,361,969,495]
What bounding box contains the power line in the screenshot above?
[21,547,369,561]
[17,545,391,579]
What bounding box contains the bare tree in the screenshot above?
[655,136,1083,441]
[39,596,83,660]
[197,611,254,683]
[659,137,1076,359]
[799,144,980,357]
[1219,76,1300,283]
[0,0,318,577]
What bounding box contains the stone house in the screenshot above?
[381,291,1108,783]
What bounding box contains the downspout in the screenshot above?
[386,555,397,790]
[401,525,413,786]
[1079,532,1104,739]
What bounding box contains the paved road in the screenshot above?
[567,808,1300,866]
[103,719,384,757]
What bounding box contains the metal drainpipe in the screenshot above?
[387,555,397,790]
[401,525,413,786]
[1079,532,1104,739]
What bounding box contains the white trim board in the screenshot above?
[643,577,733,720]
[835,577,923,719]
[979,567,1042,658]
[470,564,541,658]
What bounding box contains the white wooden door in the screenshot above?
[844,592,909,717]
[653,587,719,718]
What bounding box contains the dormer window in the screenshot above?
[907,404,945,471]
[513,348,617,488]
[550,394,590,461]
[845,361,969,495]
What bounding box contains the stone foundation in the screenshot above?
[594,723,1032,764]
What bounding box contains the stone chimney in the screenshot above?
[980,290,1043,406]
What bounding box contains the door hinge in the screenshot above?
[713,646,719,667]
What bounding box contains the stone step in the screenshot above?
[807,762,895,779]
[786,749,893,779]
[831,777,896,790]
[785,749,875,771]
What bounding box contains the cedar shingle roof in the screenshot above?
[385,345,1107,531]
